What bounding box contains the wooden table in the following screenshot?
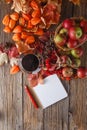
[0,0,87,130]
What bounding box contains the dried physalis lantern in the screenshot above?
[11,0,31,13]
[36,0,48,6]
[47,0,62,12]
[42,0,62,28]
[15,41,34,54]
[69,0,80,5]
[5,0,12,4]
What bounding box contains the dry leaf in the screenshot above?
[11,0,31,13]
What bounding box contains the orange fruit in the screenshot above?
[30,0,39,10]
[2,14,10,26]
[3,26,11,33]
[9,19,16,29]
[21,32,28,39]
[22,13,31,21]
[27,21,33,29]
[25,36,35,44]
[34,28,44,35]
[10,12,19,21]
[19,17,26,26]
[10,65,20,74]
[32,9,41,18]
[12,33,21,41]
[31,17,41,25]
[13,25,22,33]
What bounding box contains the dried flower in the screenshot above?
[0,52,8,66]
[10,57,19,66]
[11,0,31,13]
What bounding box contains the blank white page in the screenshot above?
[33,74,68,108]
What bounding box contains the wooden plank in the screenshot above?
[43,1,73,130]
[43,96,69,130]
[0,1,87,130]
[69,1,87,130]
[60,0,73,21]
[0,65,23,130]
[23,73,44,130]
[0,2,23,130]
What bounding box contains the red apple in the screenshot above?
[62,67,73,78]
[62,19,74,29]
[78,34,87,44]
[69,27,83,40]
[77,67,86,78]
[67,39,78,48]
[80,20,87,33]
[71,47,83,58]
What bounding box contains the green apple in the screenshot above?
[71,47,83,58]
[59,28,68,35]
[72,58,81,68]
[54,34,66,46]
[69,27,83,40]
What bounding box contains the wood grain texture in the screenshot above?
[0,3,23,130]
[69,1,87,130]
[23,73,44,130]
[0,1,87,130]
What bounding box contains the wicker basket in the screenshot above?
[54,17,87,51]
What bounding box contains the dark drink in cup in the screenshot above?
[21,54,39,73]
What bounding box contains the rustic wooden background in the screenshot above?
[0,0,87,130]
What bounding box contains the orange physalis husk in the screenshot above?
[10,65,20,74]
[10,12,19,21]
[12,33,21,42]
[30,0,39,10]
[32,9,41,18]
[27,21,34,29]
[25,36,35,44]
[31,17,41,25]
[34,28,44,35]
[19,17,26,26]
[22,13,31,21]
[9,19,16,29]
[2,14,10,26]
[3,26,11,33]
[13,25,22,33]
[24,26,38,33]
[21,32,28,39]
[30,26,38,32]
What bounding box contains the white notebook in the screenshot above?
[32,74,68,109]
